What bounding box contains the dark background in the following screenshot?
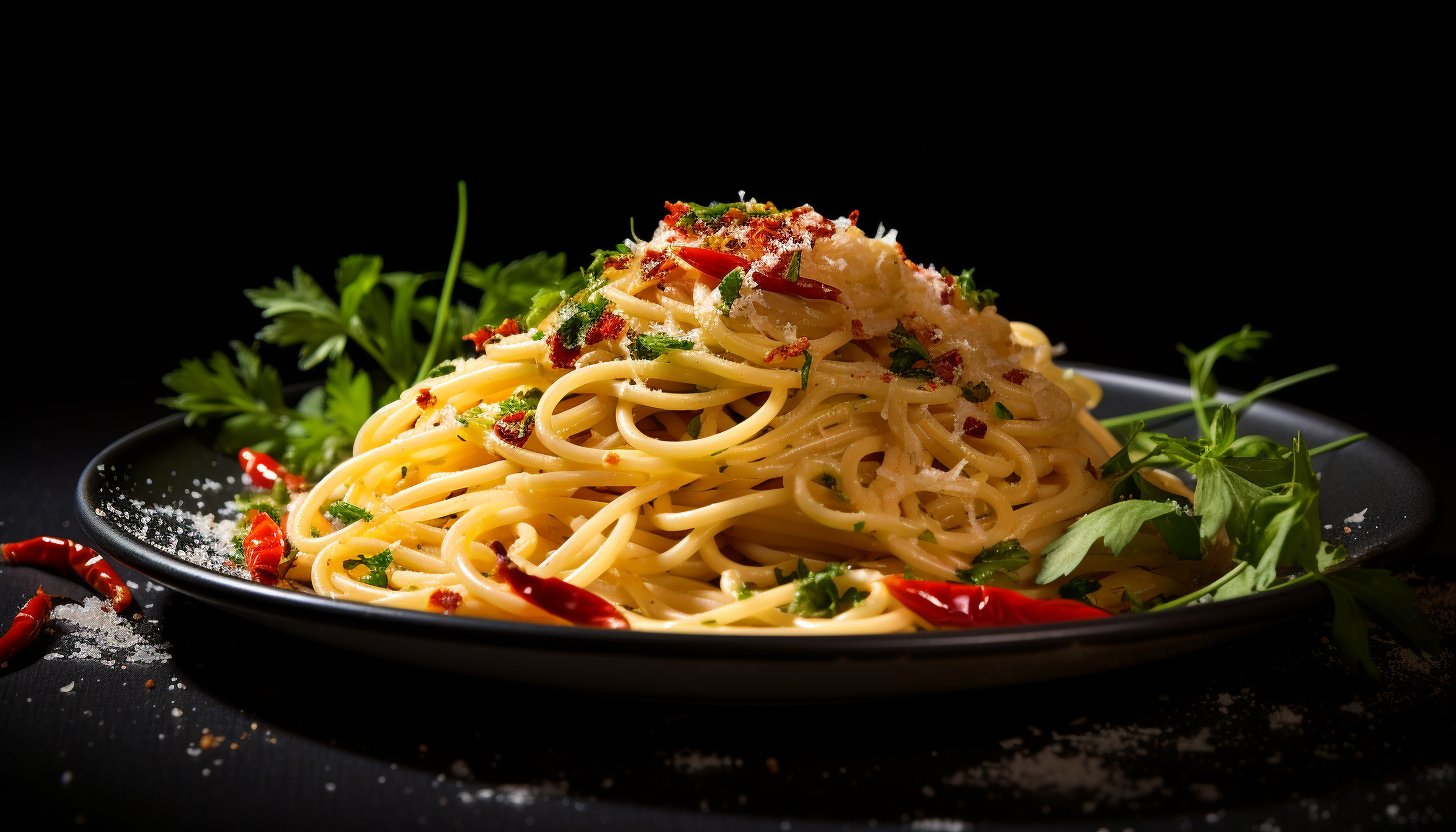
[2,35,1448,831]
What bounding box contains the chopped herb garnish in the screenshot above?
[954,539,1032,585]
[425,363,457,378]
[784,560,852,619]
[815,473,851,502]
[993,402,1014,420]
[800,351,813,389]
[917,529,938,544]
[687,414,702,439]
[785,251,801,283]
[853,521,866,533]
[961,382,992,403]
[342,549,392,588]
[629,333,694,361]
[888,321,936,380]
[736,587,753,601]
[717,268,744,314]
[325,501,373,525]
[942,267,999,312]
[553,296,610,351]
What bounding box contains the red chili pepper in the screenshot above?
[765,336,811,364]
[2,537,132,612]
[0,588,52,664]
[490,542,628,629]
[847,209,860,227]
[237,448,305,492]
[677,246,847,305]
[882,576,1111,629]
[416,388,437,409]
[1002,368,1028,385]
[242,511,285,586]
[675,247,750,283]
[638,250,676,283]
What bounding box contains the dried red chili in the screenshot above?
[882,577,1111,628]
[2,536,132,611]
[0,588,51,664]
[416,389,437,409]
[675,247,750,283]
[1002,368,1029,385]
[490,542,628,629]
[638,250,676,283]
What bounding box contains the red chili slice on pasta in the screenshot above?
[882,576,1110,628]
[238,447,305,492]
[491,542,628,629]
[242,510,286,586]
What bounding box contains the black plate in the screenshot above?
[74,365,1438,699]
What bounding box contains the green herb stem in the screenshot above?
[416,181,468,383]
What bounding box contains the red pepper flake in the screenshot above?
[585,312,627,345]
[847,209,859,227]
[603,254,632,271]
[145,679,155,690]
[1002,368,1029,385]
[416,389,437,409]
[604,452,620,466]
[851,319,869,340]
[639,250,676,282]
[963,417,988,440]
[429,588,463,614]
[765,336,811,364]
[493,411,532,448]
[932,349,963,384]
[881,373,895,383]
[547,333,583,369]
[463,318,519,352]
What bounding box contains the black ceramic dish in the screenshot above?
[74,365,1438,700]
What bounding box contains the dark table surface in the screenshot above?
[3,400,1452,832]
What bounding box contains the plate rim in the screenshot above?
[73,364,1438,661]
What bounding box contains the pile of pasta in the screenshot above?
[281,200,1222,632]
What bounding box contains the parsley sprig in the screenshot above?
[1035,329,1437,676]
[160,182,596,481]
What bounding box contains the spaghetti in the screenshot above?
[276,200,1223,632]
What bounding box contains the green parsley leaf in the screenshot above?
[736,587,753,601]
[464,252,572,330]
[785,251,801,283]
[993,402,1014,420]
[853,521,866,533]
[686,414,702,439]
[425,363,457,379]
[954,539,1031,585]
[800,351,813,389]
[960,382,992,403]
[815,473,851,502]
[1036,499,1188,583]
[785,561,850,618]
[326,501,373,525]
[342,549,392,588]
[917,529,938,544]
[942,268,999,312]
[717,268,744,314]
[629,333,694,361]
[888,321,935,379]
